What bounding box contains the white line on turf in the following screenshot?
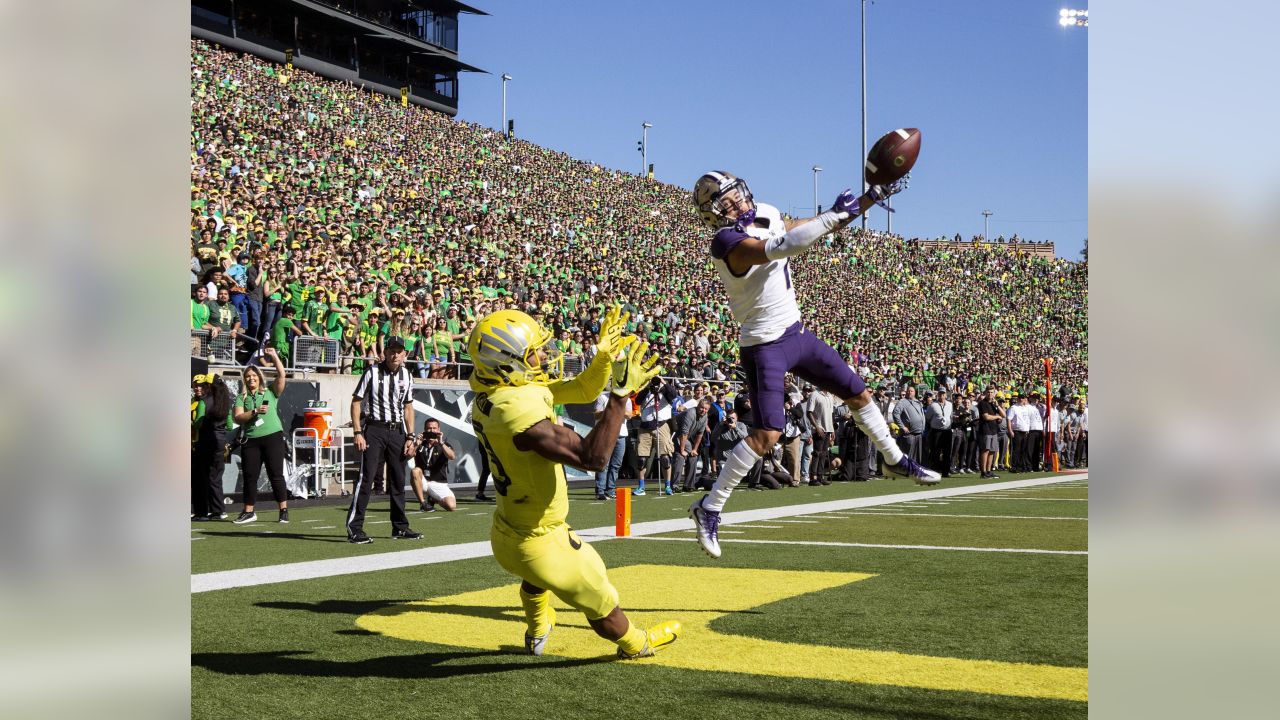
[733,525,784,529]
[192,473,1086,592]
[773,519,819,524]
[191,537,204,541]
[312,526,336,529]
[628,536,1087,555]
[301,519,321,523]
[841,512,1086,521]
[964,497,1087,502]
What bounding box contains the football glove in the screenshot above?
[865,175,909,213]
[830,188,859,218]
[611,338,663,398]
[595,303,630,358]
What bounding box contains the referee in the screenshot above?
[347,337,421,544]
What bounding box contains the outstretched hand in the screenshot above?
[866,175,910,213]
[611,338,663,398]
[595,303,631,358]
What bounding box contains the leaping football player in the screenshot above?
[688,171,941,558]
[468,304,681,658]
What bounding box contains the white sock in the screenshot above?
[704,440,761,512]
[853,403,904,465]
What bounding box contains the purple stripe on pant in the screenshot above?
[740,322,865,431]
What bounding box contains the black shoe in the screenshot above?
[210,512,227,520]
[989,472,1000,479]
[594,494,607,501]
[474,494,495,503]
[278,509,290,523]
[420,502,436,512]
[392,529,423,540]
[232,511,257,524]
[605,492,616,499]
[348,533,373,544]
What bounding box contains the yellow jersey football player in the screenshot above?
[468,305,680,659]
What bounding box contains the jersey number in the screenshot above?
[472,421,512,497]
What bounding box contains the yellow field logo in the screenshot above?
[358,564,1086,702]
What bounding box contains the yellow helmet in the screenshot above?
[467,310,563,392]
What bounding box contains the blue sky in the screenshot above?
[455,1,1087,260]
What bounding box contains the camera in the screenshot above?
[423,430,441,440]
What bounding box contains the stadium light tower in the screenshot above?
[501,73,512,138]
[982,209,993,242]
[641,122,653,176]
[811,166,822,214]
[1058,8,1088,27]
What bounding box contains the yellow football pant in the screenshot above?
[491,523,620,621]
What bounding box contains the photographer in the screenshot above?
[409,418,457,512]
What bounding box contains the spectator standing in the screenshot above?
[673,398,711,493]
[231,348,290,524]
[1008,395,1032,472]
[805,387,836,485]
[1028,393,1046,472]
[892,386,926,463]
[592,389,631,500]
[925,391,952,475]
[976,387,1003,478]
[634,376,679,496]
[191,373,234,520]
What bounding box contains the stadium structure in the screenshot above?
[191,0,487,116]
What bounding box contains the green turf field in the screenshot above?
[192,474,1088,719]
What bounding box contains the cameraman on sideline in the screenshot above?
[409,417,457,512]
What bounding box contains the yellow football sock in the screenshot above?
[614,621,648,656]
[519,587,553,636]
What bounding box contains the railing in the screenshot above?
[190,332,746,390]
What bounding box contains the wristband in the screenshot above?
[353,430,364,436]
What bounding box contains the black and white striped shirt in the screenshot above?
[353,362,413,426]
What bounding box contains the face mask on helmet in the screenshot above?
[534,342,564,381]
[695,172,756,229]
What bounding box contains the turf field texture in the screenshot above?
[192,474,1087,720]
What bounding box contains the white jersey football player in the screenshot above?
[688,170,940,558]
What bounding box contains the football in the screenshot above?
[864,128,921,186]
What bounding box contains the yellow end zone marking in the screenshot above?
[357,564,1086,702]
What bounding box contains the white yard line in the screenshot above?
[965,497,1087,502]
[627,536,1086,555]
[841,512,1086,521]
[312,526,336,530]
[192,474,1085,593]
[773,519,820,524]
[733,524,785,529]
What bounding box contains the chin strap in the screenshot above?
[732,207,757,230]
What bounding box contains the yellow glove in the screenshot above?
[595,303,630,358]
[611,338,662,398]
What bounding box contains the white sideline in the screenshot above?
[192,474,1085,593]
[627,536,1087,555]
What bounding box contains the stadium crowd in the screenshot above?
[189,39,1087,402]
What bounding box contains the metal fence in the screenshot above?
[293,336,340,370]
[190,329,236,364]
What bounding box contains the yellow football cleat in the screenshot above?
[617,620,681,659]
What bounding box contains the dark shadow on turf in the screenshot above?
[257,599,416,615]
[713,689,1082,720]
[192,649,615,679]
[335,629,378,636]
